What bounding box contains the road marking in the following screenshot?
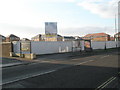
[41,61,51,63]
[0,63,24,68]
[72,59,79,60]
[101,55,109,59]
[75,60,94,65]
[2,60,94,85]
[96,77,114,89]
[95,77,116,90]
[1,70,56,85]
[101,77,116,89]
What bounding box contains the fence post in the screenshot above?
[104,41,107,50]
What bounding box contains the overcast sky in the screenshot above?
[0,0,119,39]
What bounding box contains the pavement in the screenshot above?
[1,57,35,68]
[2,48,120,89]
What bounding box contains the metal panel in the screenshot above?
[21,41,31,54]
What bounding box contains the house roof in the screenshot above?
[7,34,20,38]
[21,38,30,41]
[114,32,120,35]
[0,34,6,38]
[63,36,75,39]
[57,34,62,37]
[84,33,109,37]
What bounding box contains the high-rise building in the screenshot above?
[45,22,58,41]
[45,22,57,34]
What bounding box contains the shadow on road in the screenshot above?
[35,48,119,61]
[3,64,119,88]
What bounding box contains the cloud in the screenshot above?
[0,0,74,28]
[0,23,115,39]
[0,23,44,39]
[77,0,119,18]
[25,0,75,3]
[59,26,115,36]
[0,0,116,38]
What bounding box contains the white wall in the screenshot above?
[106,41,117,48]
[12,41,120,55]
[91,41,106,50]
[80,41,85,51]
[91,41,120,50]
[31,41,73,55]
[116,41,120,47]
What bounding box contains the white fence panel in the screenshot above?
[12,41,120,55]
[116,41,120,47]
[106,41,117,48]
[91,41,120,50]
[91,41,106,50]
[80,41,85,51]
[31,41,73,55]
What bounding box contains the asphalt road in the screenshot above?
[2,48,120,89]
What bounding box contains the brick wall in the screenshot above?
[92,37,107,41]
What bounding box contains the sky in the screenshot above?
[0,0,119,39]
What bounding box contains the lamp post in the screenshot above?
[104,27,107,50]
[115,14,118,48]
[118,1,120,46]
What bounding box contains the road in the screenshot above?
[2,48,120,89]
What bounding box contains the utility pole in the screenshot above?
[115,14,117,35]
[118,1,120,35]
[115,14,118,48]
[117,1,120,47]
[118,1,120,34]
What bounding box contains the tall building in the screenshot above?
[32,22,62,42]
[45,22,58,41]
[45,22,57,35]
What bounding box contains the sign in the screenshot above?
[21,41,31,51]
[45,22,57,34]
[84,40,91,48]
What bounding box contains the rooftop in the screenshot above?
[6,34,20,38]
[84,33,110,37]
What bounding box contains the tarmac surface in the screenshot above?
[2,48,120,89]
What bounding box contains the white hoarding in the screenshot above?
[45,22,57,34]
